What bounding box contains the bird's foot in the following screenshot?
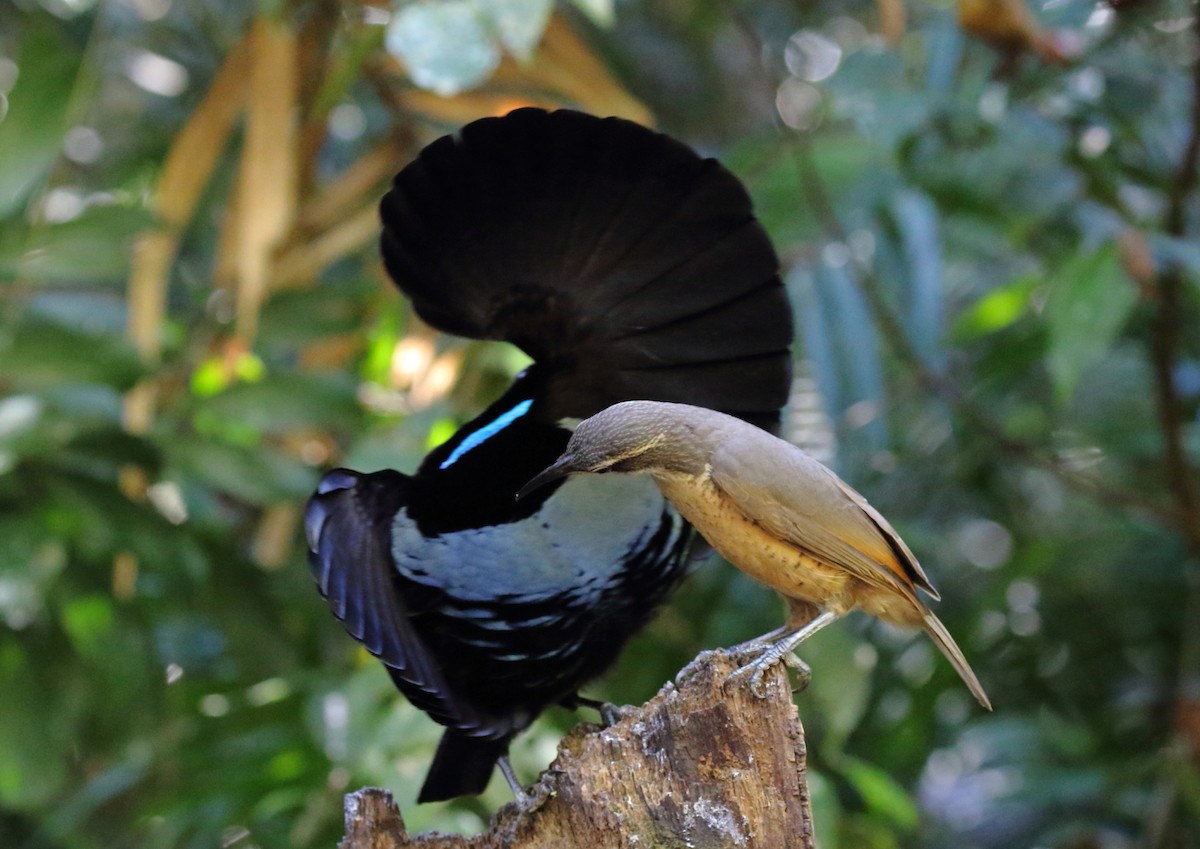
[782,651,813,695]
[728,645,812,699]
[509,788,539,812]
[600,702,633,727]
[675,647,724,688]
[724,612,839,698]
[562,694,631,728]
[497,756,539,811]
[726,625,792,657]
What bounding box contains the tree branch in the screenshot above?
[338,651,815,849]
[1143,21,1200,849]
[1149,19,1200,557]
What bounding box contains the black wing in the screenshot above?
[305,468,520,739]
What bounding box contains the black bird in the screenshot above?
[304,108,793,803]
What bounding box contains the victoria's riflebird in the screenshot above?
[305,109,794,803]
[520,400,991,710]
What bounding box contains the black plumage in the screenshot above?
[305,108,793,803]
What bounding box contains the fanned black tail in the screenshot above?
[417,730,510,804]
[380,108,792,432]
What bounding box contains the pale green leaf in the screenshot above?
[385,1,500,96]
[952,274,1039,341]
[480,0,552,60]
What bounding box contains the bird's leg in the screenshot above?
[729,611,839,698]
[497,756,539,810]
[561,693,630,727]
[727,624,793,656]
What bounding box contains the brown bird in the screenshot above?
[520,400,992,709]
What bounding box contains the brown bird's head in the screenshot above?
[517,401,710,499]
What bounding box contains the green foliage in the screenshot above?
[0,22,80,217]
[1,2,1197,849]
[1042,244,1137,401]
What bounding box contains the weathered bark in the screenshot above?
[339,650,815,849]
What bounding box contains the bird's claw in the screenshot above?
[599,702,632,727]
[511,788,539,812]
[564,694,632,728]
[781,652,812,694]
[748,664,772,699]
[675,648,720,688]
[726,649,812,699]
[725,654,776,699]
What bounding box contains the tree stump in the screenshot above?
[339,650,816,849]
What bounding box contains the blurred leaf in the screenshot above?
[196,373,360,435]
[37,383,123,427]
[1178,759,1200,823]
[0,320,143,390]
[164,435,317,505]
[0,642,73,809]
[803,626,872,749]
[258,281,374,347]
[827,49,933,149]
[732,135,876,247]
[191,350,265,397]
[154,614,226,669]
[0,394,41,446]
[0,519,63,630]
[0,23,80,217]
[482,0,553,60]
[386,1,501,96]
[807,767,841,849]
[1043,244,1137,402]
[362,305,407,389]
[952,273,1038,341]
[0,204,153,285]
[36,470,200,569]
[61,594,117,659]
[571,0,614,27]
[55,427,161,475]
[1151,232,1200,282]
[311,26,385,118]
[38,751,151,845]
[25,291,126,335]
[794,261,887,452]
[838,755,919,831]
[425,417,458,451]
[397,12,651,126]
[923,13,965,93]
[891,189,944,368]
[795,266,842,413]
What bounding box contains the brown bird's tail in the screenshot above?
[921,609,992,710]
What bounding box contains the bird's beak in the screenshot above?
[517,454,576,501]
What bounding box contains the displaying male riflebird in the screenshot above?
[520,400,992,710]
[305,109,794,803]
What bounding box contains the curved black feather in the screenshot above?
[417,731,509,804]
